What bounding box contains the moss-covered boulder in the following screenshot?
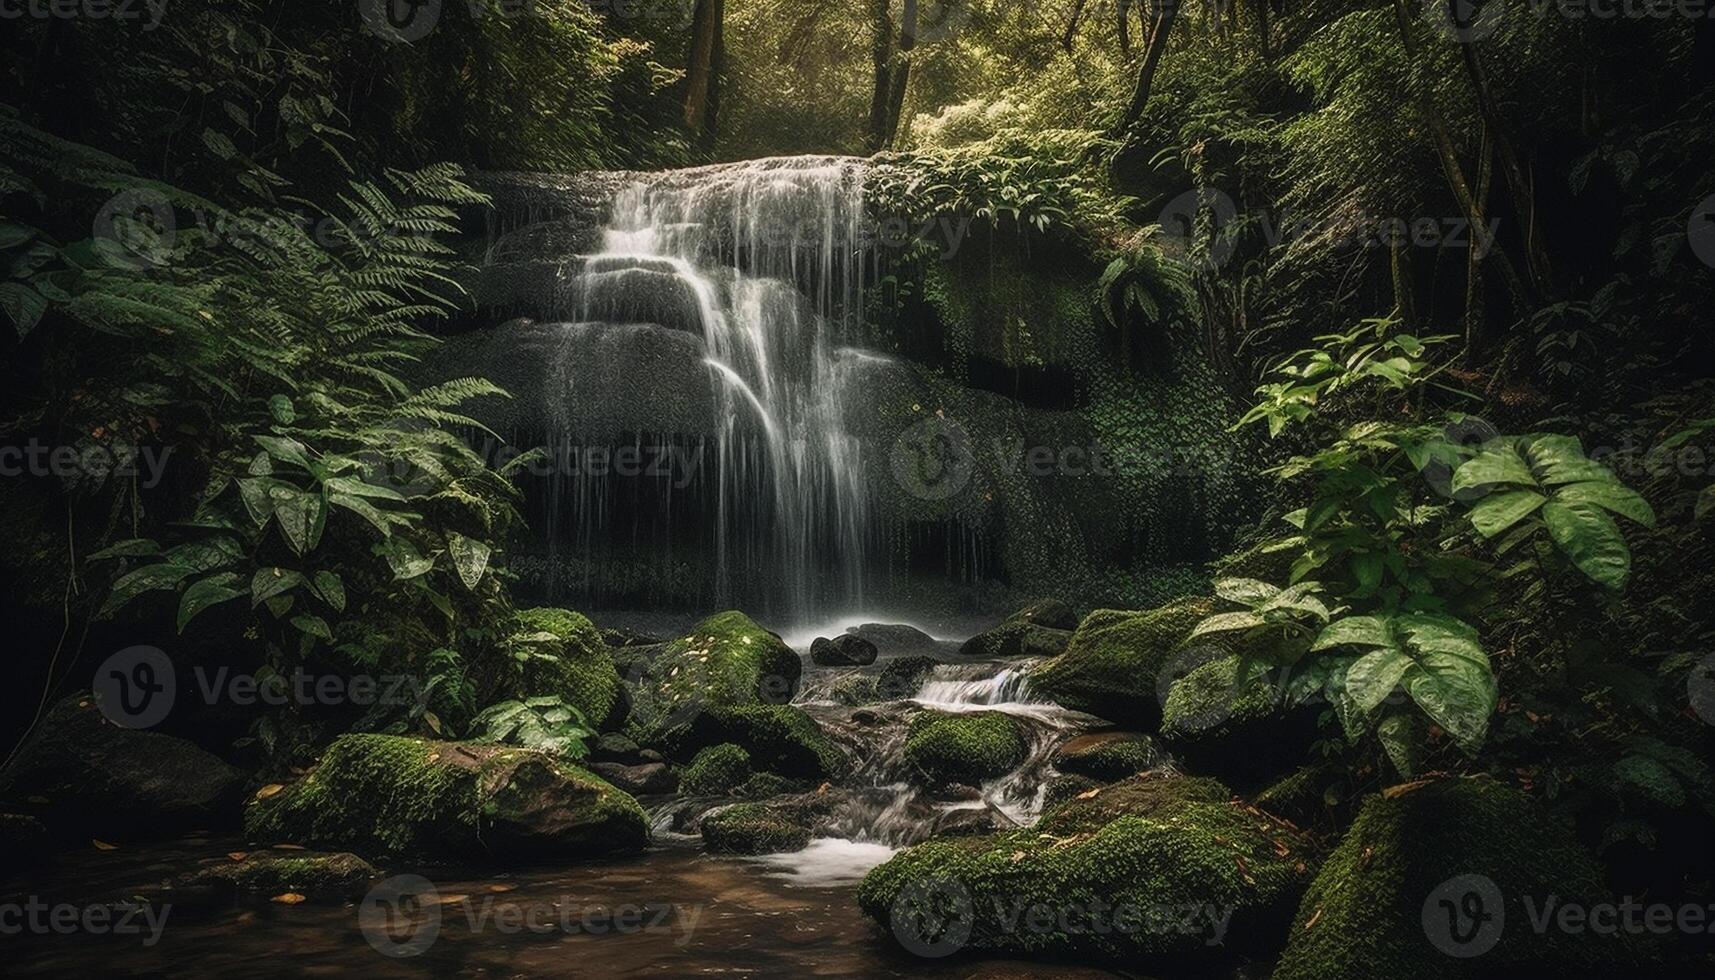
[858,774,1314,965]
[682,743,753,795]
[0,694,246,840]
[1159,654,1318,791]
[958,619,1073,659]
[626,612,802,735]
[903,711,1027,787]
[878,655,940,700]
[1273,779,1645,979]
[1008,598,1078,630]
[1027,597,1214,726]
[827,674,882,706]
[243,735,648,862]
[659,704,844,780]
[180,850,377,901]
[811,634,878,666]
[507,608,624,731]
[701,803,812,855]
[1051,732,1162,781]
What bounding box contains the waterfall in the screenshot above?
[546,157,873,616]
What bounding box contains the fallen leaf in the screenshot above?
[273,843,305,850]
[486,883,516,894]
[1304,906,1324,931]
[271,893,307,905]
[92,839,118,851]
[227,851,249,862]
[1076,788,1101,800]
[424,711,443,735]
[254,784,285,801]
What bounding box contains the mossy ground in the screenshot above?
[902,710,1027,787]
[682,743,752,795]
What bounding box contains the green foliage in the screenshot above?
[472,696,595,759]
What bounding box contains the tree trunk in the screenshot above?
[1253,0,1272,60]
[1117,0,1135,56]
[683,0,725,140]
[1062,0,1089,53]
[868,0,895,152]
[1117,1,1179,134]
[881,0,919,148]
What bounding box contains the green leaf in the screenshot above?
[311,570,346,612]
[268,395,296,425]
[0,281,49,337]
[1524,434,1614,486]
[1467,489,1547,538]
[1313,615,1395,650]
[273,489,327,556]
[88,538,161,560]
[1213,578,1278,606]
[237,477,288,527]
[290,614,333,642]
[1402,650,1497,754]
[255,435,312,471]
[1451,446,1536,493]
[446,532,491,591]
[1375,711,1425,777]
[330,493,398,536]
[325,476,408,502]
[377,537,434,580]
[251,566,305,608]
[178,573,244,632]
[1190,610,1267,638]
[1542,500,1631,589]
[1346,648,1412,712]
[99,563,194,618]
[164,537,242,574]
[1553,480,1655,527]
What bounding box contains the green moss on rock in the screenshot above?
[701,803,812,855]
[508,608,624,731]
[181,851,377,900]
[243,734,648,862]
[1027,597,1214,726]
[1159,655,1318,791]
[1051,732,1162,782]
[877,655,940,700]
[903,711,1027,787]
[682,743,752,795]
[857,774,1313,964]
[1273,779,1645,980]
[659,704,845,780]
[628,612,802,736]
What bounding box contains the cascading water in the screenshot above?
[547,158,874,617]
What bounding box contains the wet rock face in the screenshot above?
[1008,598,1078,631]
[846,623,941,656]
[700,803,811,855]
[243,735,649,863]
[1027,597,1216,726]
[0,694,246,841]
[811,634,879,667]
[589,761,679,797]
[901,711,1028,788]
[1050,731,1163,782]
[957,620,1072,659]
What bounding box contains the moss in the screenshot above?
[857,774,1313,964]
[1159,655,1318,791]
[1051,732,1162,782]
[903,711,1027,787]
[877,655,940,700]
[1027,597,1214,725]
[827,674,881,706]
[509,608,624,731]
[958,620,1071,658]
[701,803,812,855]
[740,772,795,798]
[659,704,845,780]
[1253,763,1339,828]
[628,611,802,735]
[243,734,648,861]
[1042,774,1103,811]
[182,851,376,899]
[1273,780,1646,980]
[682,743,752,795]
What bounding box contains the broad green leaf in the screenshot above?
[251,567,305,607]
[254,435,312,471]
[1402,650,1497,754]
[1213,578,1278,606]
[1346,648,1412,712]
[330,493,396,536]
[178,573,243,632]
[164,537,242,574]
[100,563,194,618]
[325,476,407,502]
[1554,480,1655,527]
[1190,610,1267,637]
[311,570,346,612]
[1524,434,1614,486]
[273,489,327,556]
[1451,446,1536,493]
[1466,489,1547,538]
[1542,500,1631,589]
[290,614,333,642]
[237,477,287,527]
[447,532,491,591]
[1350,551,1383,592]
[1375,711,1425,777]
[378,537,434,580]
[1313,615,1395,650]
[0,281,48,337]
[267,395,296,425]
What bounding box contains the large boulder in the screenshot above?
[0,694,246,840]
[700,803,811,855]
[810,634,878,667]
[625,611,802,737]
[505,608,625,731]
[858,774,1314,966]
[1273,779,1646,979]
[1158,654,1318,791]
[846,623,941,656]
[958,620,1073,659]
[587,761,678,796]
[243,734,649,862]
[681,743,752,795]
[1008,598,1079,630]
[658,704,845,780]
[1027,597,1214,726]
[902,710,1027,787]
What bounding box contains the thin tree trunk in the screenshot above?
[1062,0,1089,52]
[1117,1,1179,133]
[1117,0,1135,56]
[1253,0,1271,60]
[881,0,919,148]
[683,0,725,140]
[868,0,895,152]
